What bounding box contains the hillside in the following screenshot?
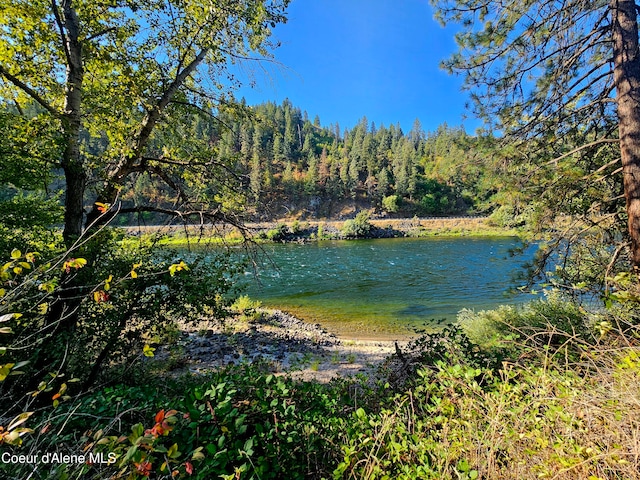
[114,100,502,224]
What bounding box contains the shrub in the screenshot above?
[487,204,530,228]
[382,195,400,213]
[265,223,289,241]
[341,211,372,238]
[230,295,263,321]
[335,349,640,479]
[10,365,356,480]
[457,291,595,353]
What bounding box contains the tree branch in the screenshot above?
[142,155,245,183]
[50,0,72,66]
[546,138,620,164]
[0,66,61,118]
[105,49,211,189]
[116,205,249,234]
[85,27,117,42]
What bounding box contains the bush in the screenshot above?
[230,295,263,321]
[335,348,640,479]
[457,292,595,353]
[4,301,640,480]
[0,229,244,414]
[341,211,372,238]
[382,195,400,213]
[265,223,289,241]
[9,365,356,480]
[487,204,530,228]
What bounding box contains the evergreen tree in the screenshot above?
[433,0,640,269]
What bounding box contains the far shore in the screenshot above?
[124,215,520,245]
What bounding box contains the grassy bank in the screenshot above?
[137,215,519,247]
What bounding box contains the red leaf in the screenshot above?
[134,460,152,476]
[154,409,165,424]
[185,461,194,475]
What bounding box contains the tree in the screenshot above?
[0,0,290,390]
[1,0,289,245]
[432,0,640,269]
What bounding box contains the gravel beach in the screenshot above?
[154,309,411,382]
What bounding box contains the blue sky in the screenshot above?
[232,0,480,134]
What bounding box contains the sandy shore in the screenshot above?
[154,309,411,382]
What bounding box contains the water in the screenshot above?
[238,237,535,338]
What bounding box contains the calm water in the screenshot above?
[238,237,535,337]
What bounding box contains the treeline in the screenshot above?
[125,99,498,222]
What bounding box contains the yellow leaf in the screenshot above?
[143,344,155,357]
[7,411,33,430]
[37,303,48,314]
[95,202,110,213]
[130,270,138,279]
[191,447,205,461]
[39,281,56,293]
[10,249,21,260]
[169,261,189,276]
[63,258,87,272]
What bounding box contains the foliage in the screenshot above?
[7,364,352,479]
[341,211,372,238]
[487,204,530,229]
[381,195,400,213]
[230,295,263,322]
[430,0,640,278]
[117,103,493,222]
[0,233,243,417]
[458,292,596,355]
[0,194,64,258]
[335,347,640,479]
[2,298,638,479]
[0,110,60,191]
[334,301,640,479]
[0,0,290,406]
[266,223,289,241]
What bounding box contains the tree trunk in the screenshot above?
[30,1,86,387]
[612,0,640,269]
[59,1,85,247]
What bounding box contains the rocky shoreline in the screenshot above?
[153,309,409,382]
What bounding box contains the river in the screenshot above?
[238,236,536,338]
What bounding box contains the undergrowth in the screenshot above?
[2,297,640,479]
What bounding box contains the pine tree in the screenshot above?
[433,0,640,269]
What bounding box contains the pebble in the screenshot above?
[154,309,342,371]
